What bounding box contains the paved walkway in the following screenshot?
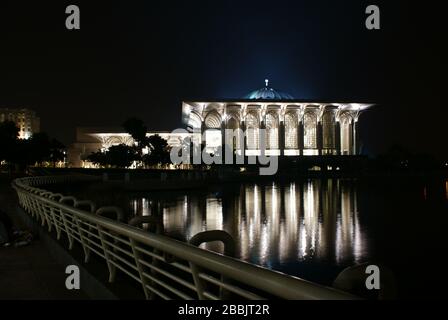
[0,177,88,300]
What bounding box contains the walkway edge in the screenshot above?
[14,205,118,300]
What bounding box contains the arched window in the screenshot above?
[322,111,336,150]
[204,111,221,129]
[246,112,259,150]
[303,111,317,149]
[187,112,202,132]
[104,136,125,149]
[285,112,298,149]
[226,116,241,151]
[204,111,222,153]
[265,112,279,149]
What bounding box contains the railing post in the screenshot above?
[42,203,53,231]
[189,230,236,299]
[130,238,151,299]
[74,200,97,263]
[74,215,90,263]
[189,263,206,300]
[59,208,74,250]
[97,225,116,283]
[50,207,62,240]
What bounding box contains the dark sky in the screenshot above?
[0,0,446,158]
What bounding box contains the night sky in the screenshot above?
[0,0,446,158]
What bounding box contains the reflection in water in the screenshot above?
[130,179,368,277]
[446,181,448,200]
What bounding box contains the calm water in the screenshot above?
[50,177,448,298]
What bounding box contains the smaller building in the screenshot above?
[67,127,190,168]
[0,108,40,139]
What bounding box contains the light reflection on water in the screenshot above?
[47,177,448,296]
[129,179,368,278]
[445,181,448,200]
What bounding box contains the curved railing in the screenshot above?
[12,175,359,300]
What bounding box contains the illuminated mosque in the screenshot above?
[68,80,373,167]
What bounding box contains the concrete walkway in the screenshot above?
[0,177,88,300]
[0,241,88,299]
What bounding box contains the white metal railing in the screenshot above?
[12,175,359,300]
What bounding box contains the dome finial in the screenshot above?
[265,79,269,87]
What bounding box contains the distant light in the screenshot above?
[445,181,448,200]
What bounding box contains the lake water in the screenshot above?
[50,177,448,298]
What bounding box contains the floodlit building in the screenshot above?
[0,108,40,139]
[183,80,373,156]
[68,81,373,167]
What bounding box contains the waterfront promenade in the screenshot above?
[0,177,87,299]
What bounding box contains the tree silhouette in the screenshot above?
[107,144,137,168]
[28,132,51,165]
[143,134,171,167]
[87,144,137,168]
[49,139,66,167]
[122,117,148,148]
[0,121,19,163]
[86,150,108,167]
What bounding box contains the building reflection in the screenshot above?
[137,179,367,268]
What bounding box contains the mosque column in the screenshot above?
[259,119,266,155]
[353,120,358,155]
[335,121,341,155]
[201,120,206,144]
[348,121,354,155]
[279,120,285,156]
[317,121,323,156]
[241,120,247,158]
[221,120,226,161]
[298,121,304,156]
[201,120,206,157]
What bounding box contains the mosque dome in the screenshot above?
[245,79,294,100]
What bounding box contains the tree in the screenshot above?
[122,117,148,148]
[0,121,66,171]
[27,132,51,165]
[106,144,137,168]
[0,121,19,163]
[143,135,171,167]
[49,139,66,167]
[87,144,137,168]
[122,117,151,167]
[86,150,108,167]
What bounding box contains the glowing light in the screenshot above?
[141,198,150,216]
[445,181,448,200]
[149,180,367,271]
